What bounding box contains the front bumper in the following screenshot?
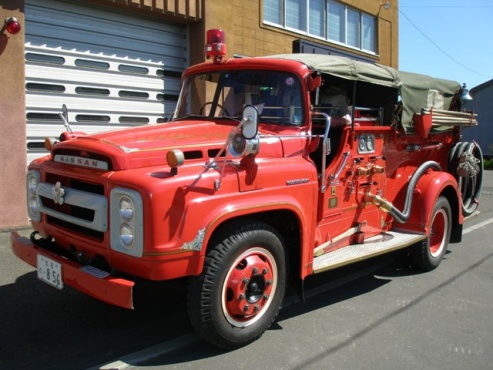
[10,231,135,309]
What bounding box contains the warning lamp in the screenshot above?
[44,137,57,151]
[166,149,184,175]
[4,17,21,35]
[205,29,226,62]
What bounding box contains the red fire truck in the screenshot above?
[11,30,483,349]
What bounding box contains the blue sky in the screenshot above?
[398,0,493,89]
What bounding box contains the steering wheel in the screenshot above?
[200,102,232,116]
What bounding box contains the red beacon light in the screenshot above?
[205,29,226,63]
[5,17,21,35]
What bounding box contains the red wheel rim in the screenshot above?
[429,208,447,257]
[221,247,277,328]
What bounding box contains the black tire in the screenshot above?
[412,196,452,271]
[187,221,287,349]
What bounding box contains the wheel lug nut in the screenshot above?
[262,268,268,275]
[252,267,258,275]
[242,278,250,284]
[243,304,250,312]
[239,293,245,300]
[263,294,269,300]
[266,279,273,286]
[254,305,260,312]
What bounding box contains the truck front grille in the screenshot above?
[38,174,107,240]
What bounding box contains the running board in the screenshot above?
[313,231,426,274]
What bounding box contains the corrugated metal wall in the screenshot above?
[25,0,188,162]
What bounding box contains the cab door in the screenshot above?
[314,124,389,254]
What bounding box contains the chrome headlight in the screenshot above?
[110,188,143,257]
[120,223,134,248]
[26,170,41,222]
[119,196,134,221]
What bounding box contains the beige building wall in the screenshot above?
[0,1,27,230]
[195,0,398,67]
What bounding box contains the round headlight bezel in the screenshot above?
[120,223,134,248]
[27,174,38,195]
[29,197,39,216]
[119,196,134,221]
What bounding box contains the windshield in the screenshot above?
[174,70,304,125]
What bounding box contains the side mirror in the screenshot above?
[59,104,73,133]
[241,105,259,139]
[61,104,69,123]
[62,104,68,121]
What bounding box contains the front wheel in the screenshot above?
[187,221,287,349]
[412,196,452,271]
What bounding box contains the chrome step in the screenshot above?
[312,231,426,274]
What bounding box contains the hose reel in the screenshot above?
[448,141,483,216]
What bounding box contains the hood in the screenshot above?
[51,120,235,171]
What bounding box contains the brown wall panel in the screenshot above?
[0,1,28,229]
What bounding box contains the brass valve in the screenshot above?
[371,165,385,174]
[357,167,370,176]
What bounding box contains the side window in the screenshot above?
[315,75,398,126]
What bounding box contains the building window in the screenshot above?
[361,13,376,52]
[286,0,307,31]
[346,8,360,48]
[263,0,377,54]
[264,0,282,25]
[309,0,325,37]
[327,0,344,43]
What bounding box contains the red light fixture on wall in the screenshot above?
[5,17,21,35]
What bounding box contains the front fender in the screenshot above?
[180,187,318,276]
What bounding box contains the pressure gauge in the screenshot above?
[357,134,375,154]
[359,137,367,152]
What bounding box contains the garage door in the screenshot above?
[25,0,188,163]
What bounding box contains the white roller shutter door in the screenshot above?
[25,0,187,163]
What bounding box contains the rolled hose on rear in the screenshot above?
[448,141,483,216]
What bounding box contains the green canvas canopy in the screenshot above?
[263,54,461,132]
[399,71,461,128]
[266,54,401,88]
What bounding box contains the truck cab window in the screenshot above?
[174,71,304,125]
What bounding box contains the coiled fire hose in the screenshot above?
[448,141,483,216]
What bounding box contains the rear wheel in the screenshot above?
[187,221,286,349]
[412,196,452,271]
